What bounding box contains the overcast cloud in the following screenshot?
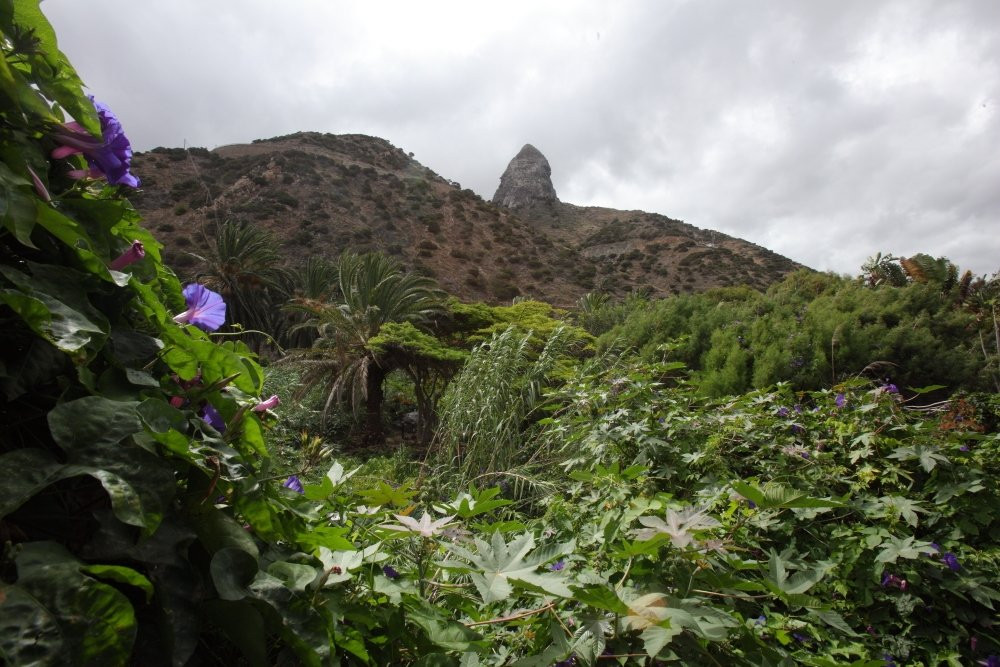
[43,0,1000,275]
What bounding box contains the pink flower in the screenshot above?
[252,394,280,412]
[109,240,145,270]
[26,165,50,201]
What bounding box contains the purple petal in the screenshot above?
[835,392,846,408]
[175,284,226,332]
[283,475,304,494]
[52,98,140,188]
[201,403,226,433]
[942,552,961,572]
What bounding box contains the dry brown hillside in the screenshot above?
[129,132,804,306]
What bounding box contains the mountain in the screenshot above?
[129,132,804,306]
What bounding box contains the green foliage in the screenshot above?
[284,251,446,442]
[432,325,573,488]
[3,7,1000,666]
[193,219,290,351]
[603,270,989,396]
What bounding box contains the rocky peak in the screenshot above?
[492,144,558,209]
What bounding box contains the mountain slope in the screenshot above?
[129,132,804,306]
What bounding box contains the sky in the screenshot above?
[43,1,1000,276]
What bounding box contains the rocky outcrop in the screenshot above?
[492,144,558,209]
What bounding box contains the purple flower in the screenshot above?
[282,475,304,494]
[835,392,846,408]
[884,383,899,394]
[754,614,766,626]
[983,655,999,667]
[382,565,400,580]
[942,552,961,571]
[792,632,809,643]
[201,403,225,433]
[747,500,757,509]
[959,444,970,452]
[550,559,566,571]
[109,240,145,270]
[776,407,790,417]
[52,97,140,187]
[884,654,896,667]
[174,284,227,332]
[794,404,803,414]
[253,394,280,412]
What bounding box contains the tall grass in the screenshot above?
[431,325,570,488]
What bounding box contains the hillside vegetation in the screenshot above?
[1,5,999,666]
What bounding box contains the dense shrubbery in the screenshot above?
[600,270,998,397]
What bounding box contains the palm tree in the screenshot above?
[287,251,445,443]
[194,220,289,351]
[861,252,907,287]
[900,253,959,291]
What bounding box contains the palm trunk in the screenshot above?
[364,364,387,444]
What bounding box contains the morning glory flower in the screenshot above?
[282,475,304,494]
[201,403,225,433]
[942,552,961,571]
[109,240,145,270]
[550,559,566,571]
[835,392,846,408]
[52,97,140,187]
[776,407,790,417]
[174,284,226,332]
[252,394,280,412]
[382,565,400,580]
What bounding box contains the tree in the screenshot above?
[287,252,445,443]
[193,220,288,351]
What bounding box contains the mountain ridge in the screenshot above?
[130,131,805,306]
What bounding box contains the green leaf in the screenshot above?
[0,262,108,353]
[808,608,859,636]
[0,582,63,665]
[570,584,631,614]
[404,599,488,653]
[356,479,418,508]
[9,542,137,664]
[0,448,67,518]
[268,561,319,592]
[210,547,260,600]
[48,396,174,531]
[48,395,142,452]
[449,532,572,603]
[80,564,154,602]
[876,535,935,564]
[641,624,684,657]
